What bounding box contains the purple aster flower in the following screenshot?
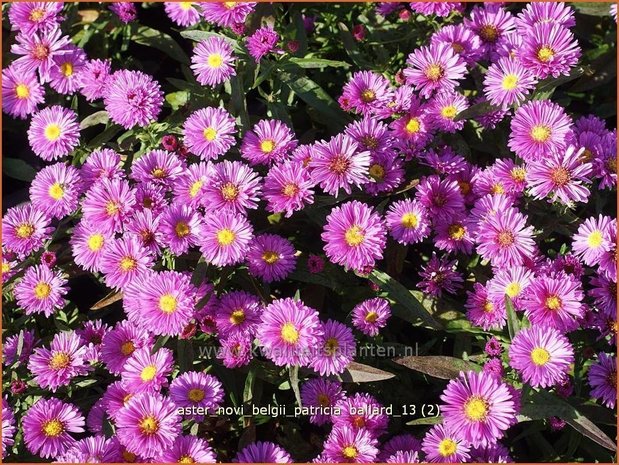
[516,2,575,30]
[430,24,482,66]
[120,347,173,394]
[509,325,574,388]
[215,290,262,338]
[403,42,467,98]
[48,45,87,95]
[464,4,516,58]
[309,134,371,196]
[103,70,163,129]
[10,27,72,82]
[164,2,202,26]
[352,297,391,337]
[426,91,468,133]
[202,160,261,214]
[333,392,389,437]
[465,282,506,331]
[29,162,83,219]
[483,357,505,379]
[159,204,202,255]
[100,320,153,375]
[99,236,154,290]
[434,214,474,255]
[2,65,45,119]
[526,145,592,204]
[441,370,516,448]
[81,178,136,234]
[365,152,404,195]
[131,149,185,187]
[14,264,67,317]
[246,233,297,283]
[345,116,394,155]
[233,441,292,463]
[385,450,420,463]
[572,215,614,267]
[485,337,503,357]
[246,26,279,62]
[483,57,537,107]
[476,207,536,268]
[200,2,256,28]
[158,435,216,463]
[2,398,16,458]
[70,221,113,273]
[173,161,210,208]
[415,175,465,223]
[589,273,617,316]
[257,297,323,367]
[2,203,52,258]
[169,371,224,419]
[183,107,236,160]
[115,392,180,459]
[199,211,254,266]
[300,378,346,426]
[322,427,379,463]
[57,436,122,463]
[28,331,90,392]
[22,398,85,459]
[219,333,253,368]
[509,98,573,162]
[28,105,80,161]
[339,71,394,116]
[125,209,164,257]
[80,148,123,185]
[78,59,112,102]
[191,36,236,86]
[310,319,356,376]
[109,2,137,23]
[474,95,510,129]
[409,2,463,17]
[421,423,470,463]
[517,23,581,79]
[263,160,315,217]
[3,329,37,366]
[522,272,584,332]
[321,200,387,271]
[379,434,422,461]
[385,199,431,245]
[241,119,297,166]
[588,352,616,409]
[469,442,513,463]
[487,266,535,311]
[418,253,464,297]
[8,2,64,34]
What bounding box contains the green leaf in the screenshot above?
[337,362,396,383]
[180,30,242,52]
[87,124,122,149]
[80,110,109,129]
[288,365,302,406]
[393,355,480,380]
[3,158,36,182]
[454,100,498,122]
[285,57,351,69]
[572,2,612,16]
[505,295,520,340]
[520,390,615,451]
[165,91,190,111]
[177,339,193,373]
[570,57,617,92]
[533,67,585,100]
[406,416,443,426]
[132,26,190,64]
[368,269,442,329]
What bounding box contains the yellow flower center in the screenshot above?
[463,395,488,422]
[401,212,418,229]
[491,183,505,195]
[189,180,203,198]
[140,365,157,382]
[44,124,61,141]
[223,2,237,9]
[510,167,526,182]
[49,352,71,370]
[501,73,519,90]
[139,416,159,435]
[29,8,46,21]
[2,262,11,275]
[179,2,193,10]
[42,419,64,437]
[216,228,235,246]
[438,438,457,457]
[159,294,178,313]
[119,256,137,272]
[208,53,223,68]
[16,223,35,238]
[220,182,239,201]
[48,182,64,200]
[230,309,246,325]
[497,230,515,247]
[260,139,275,153]
[537,46,555,62]
[282,183,299,197]
[262,250,279,264]
[545,295,562,311]
[280,322,299,344]
[531,347,550,366]
[505,282,521,298]
[369,163,385,180]
[483,300,494,313]
[151,167,167,179]
[448,223,466,240]
[34,282,51,299]
[120,341,135,356]
[365,311,379,323]
[479,24,498,42]
[587,230,604,248]
[405,117,420,134]
[106,201,120,216]
[15,83,30,99]
[344,225,364,247]
[61,62,73,77]
[342,446,358,459]
[425,64,444,81]
[188,388,205,402]
[324,337,339,356]
[87,233,104,252]
[179,455,195,464]
[441,105,457,119]
[530,125,551,143]
[203,127,217,141]
[175,221,190,238]
[360,89,376,103]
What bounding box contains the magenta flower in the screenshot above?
[263,160,315,217]
[322,427,379,463]
[430,24,482,66]
[300,378,345,426]
[246,26,279,62]
[385,199,431,245]
[121,347,173,394]
[78,59,112,102]
[169,371,224,419]
[516,2,575,30]
[241,119,297,166]
[215,290,262,338]
[99,236,154,290]
[404,42,467,98]
[333,392,389,437]
[588,352,617,409]
[233,441,292,463]
[2,65,45,119]
[191,36,236,86]
[464,4,516,57]
[100,320,153,375]
[164,2,202,27]
[70,221,113,273]
[200,2,256,28]
[183,107,236,160]
[2,203,52,258]
[10,27,72,82]
[158,435,217,463]
[310,319,356,376]
[48,45,87,95]
[483,57,537,107]
[351,297,391,336]
[418,253,464,297]
[340,71,394,115]
[415,175,465,223]
[572,214,614,266]
[14,264,67,317]
[81,178,136,234]
[246,233,297,282]
[199,211,254,266]
[159,204,202,255]
[28,105,80,161]
[8,2,64,34]
[421,423,470,463]
[29,162,83,219]
[518,23,581,79]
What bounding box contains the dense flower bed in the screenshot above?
[1,1,617,463]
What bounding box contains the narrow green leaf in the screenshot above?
[165,91,190,111]
[572,2,612,16]
[80,110,109,129]
[3,158,36,182]
[393,355,480,380]
[289,365,302,407]
[286,57,351,69]
[337,362,395,383]
[132,26,190,64]
[454,100,498,122]
[505,295,520,340]
[181,30,242,52]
